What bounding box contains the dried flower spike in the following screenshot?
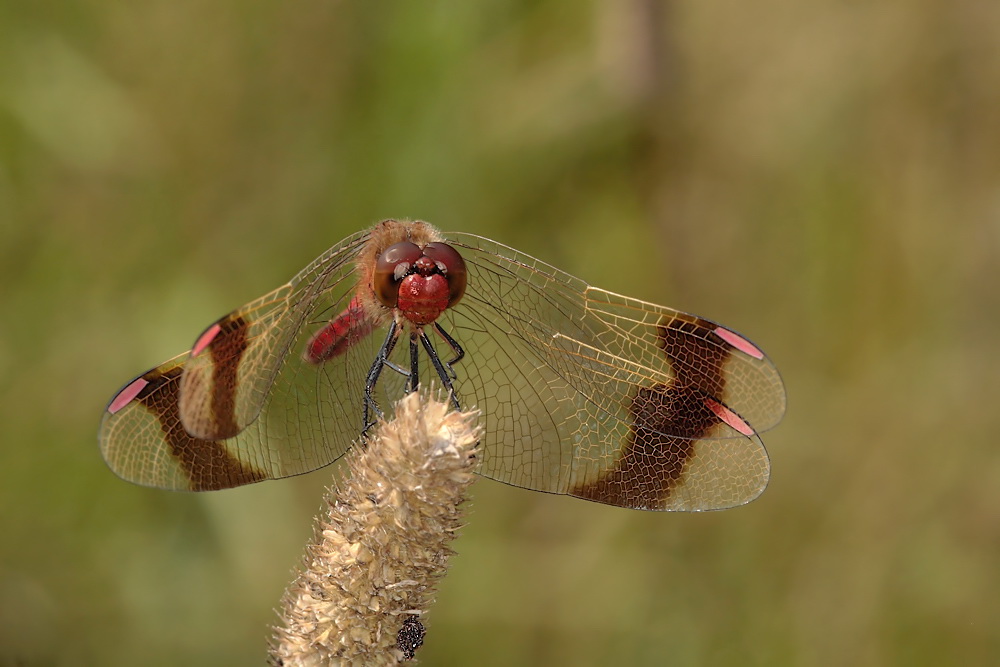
[269,391,479,666]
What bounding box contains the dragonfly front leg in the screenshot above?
[421,329,461,410]
[433,323,464,380]
[363,320,402,434]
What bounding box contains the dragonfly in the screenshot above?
[99,219,785,511]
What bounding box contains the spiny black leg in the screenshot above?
[420,331,461,409]
[383,359,410,377]
[407,331,420,393]
[433,323,464,380]
[364,320,401,433]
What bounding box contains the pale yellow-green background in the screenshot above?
[1,1,997,665]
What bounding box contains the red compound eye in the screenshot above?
[423,242,467,307]
[373,241,423,308]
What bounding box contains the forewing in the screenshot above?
[441,232,785,511]
[99,229,381,490]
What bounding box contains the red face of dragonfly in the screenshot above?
[100,220,785,511]
[371,241,467,324]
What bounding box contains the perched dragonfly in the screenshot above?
[100,220,785,511]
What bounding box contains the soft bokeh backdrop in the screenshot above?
[2,1,998,665]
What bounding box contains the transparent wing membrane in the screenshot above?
[100,222,785,510]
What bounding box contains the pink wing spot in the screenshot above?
[108,377,149,414]
[714,326,764,360]
[704,397,755,436]
[192,323,222,357]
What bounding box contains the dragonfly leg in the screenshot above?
[363,320,402,434]
[433,323,465,380]
[407,331,420,393]
[420,330,461,410]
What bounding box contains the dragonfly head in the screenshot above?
[373,241,467,325]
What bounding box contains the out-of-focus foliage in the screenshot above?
[1,0,998,665]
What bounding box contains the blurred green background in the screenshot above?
[2,0,998,665]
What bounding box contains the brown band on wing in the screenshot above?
[137,365,266,491]
[208,315,250,437]
[572,314,731,509]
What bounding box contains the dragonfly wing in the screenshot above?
[99,229,383,489]
[179,230,370,439]
[443,232,783,510]
[99,356,270,490]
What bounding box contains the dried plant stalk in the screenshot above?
[269,391,479,666]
